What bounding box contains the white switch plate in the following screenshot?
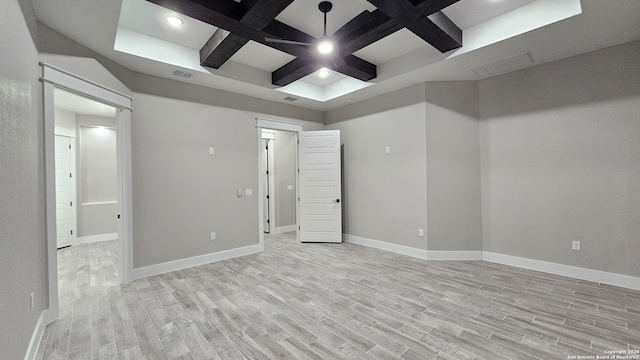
[385,146,390,154]
[30,292,34,310]
[210,232,216,241]
[208,147,215,155]
[572,241,581,251]
[245,189,253,196]
[287,185,293,191]
[418,229,424,237]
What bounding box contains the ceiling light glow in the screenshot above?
[165,16,183,27]
[318,40,333,55]
[318,68,330,79]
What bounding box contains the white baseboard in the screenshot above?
[131,244,263,281]
[343,234,640,291]
[344,234,428,260]
[428,251,484,260]
[24,310,50,360]
[483,252,640,291]
[272,225,296,235]
[78,232,118,244]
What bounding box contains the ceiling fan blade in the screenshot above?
[265,37,314,46]
[331,55,346,68]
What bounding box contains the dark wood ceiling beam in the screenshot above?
[337,10,403,55]
[365,0,462,52]
[272,58,320,86]
[199,0,294,69]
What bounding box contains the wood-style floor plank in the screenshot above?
[37,233,640,360]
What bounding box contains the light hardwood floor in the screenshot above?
[37,232,640,360]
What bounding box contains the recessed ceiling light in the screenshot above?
[318,68,330,79]
[165,16,183,27]
[318,40,333,55]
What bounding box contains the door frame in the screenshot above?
[41,62,134,324]
[261,133,276,233]
[54,128,77,248]
[256,118,302,247]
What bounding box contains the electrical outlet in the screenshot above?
[572,241,581,251]
[385,146,390,154]
[210,232,216,241]
[208,147,215,155]
[30,292,34,310]
[245,188,253,196]
[418,229,424,237]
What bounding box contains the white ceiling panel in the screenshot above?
[119,0,217,50]
[276,0,376,38]
[229,41,296,72]
[354,28,429,65]
[443,0,537,29]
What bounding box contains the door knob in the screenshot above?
[336,199,340,203]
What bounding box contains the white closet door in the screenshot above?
[55,135,75,248]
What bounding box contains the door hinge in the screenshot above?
[267,219,270,224]
[117,214,121,219]
[297,140,299,144]
[70,201,72,207]
[69,173,72,178]
[298,226,300,230]
[297,169,300,173]
[266,195,269,199]
[266,170,269,175]
[70,230,73,235]
[69,144,71,150]
[298,197,300,201]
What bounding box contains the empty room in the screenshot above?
[1,0,639,359]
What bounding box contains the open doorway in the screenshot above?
[261,129,298,235]
[54,88,119,249]
[41,63,133,323]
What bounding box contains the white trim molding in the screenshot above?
[343,234,640,291]
[78,233,118,244]
[24,310,50,360]
[131,244,262,281]
[483,252,640,291]
[272,225,297,235]
[428,251,484,261]
[344,234,428,260]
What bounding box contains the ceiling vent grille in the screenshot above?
[470,52,535,78]
[172,70,193,79]
[283,96,298,102]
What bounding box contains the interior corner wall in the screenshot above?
[479,40,640,277]
[272,130,297,228]
[425,81,482,251]
[1,1,48,359]
[325,85,429,250]
[131,73,324,268]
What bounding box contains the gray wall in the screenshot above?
[76,115,118,237]
[425,82,482,251]
[131,73,323,268]
[480,41,640,277]
[272,130,297,228]
[0,0,48,359]
[326,85,429,250]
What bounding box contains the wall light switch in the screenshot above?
[245,189,253,196]
[208,147,215,155]
[572,241,581,251]
[385,146,390,154]
[418,229,424,237]
[287,185,293,191]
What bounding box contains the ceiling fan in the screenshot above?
[265,1,336,56]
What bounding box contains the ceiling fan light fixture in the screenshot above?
[318,40,333,55]
[165,16,183,27]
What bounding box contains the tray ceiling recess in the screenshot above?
[146,0,463,87]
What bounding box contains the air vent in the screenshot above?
[172,70,193,79]
[283,96,298,102]
[470,52,535,78]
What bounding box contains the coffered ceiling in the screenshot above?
[31,0,640,111]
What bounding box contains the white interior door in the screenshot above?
[298,130,342,243]
[55,134,76,248]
